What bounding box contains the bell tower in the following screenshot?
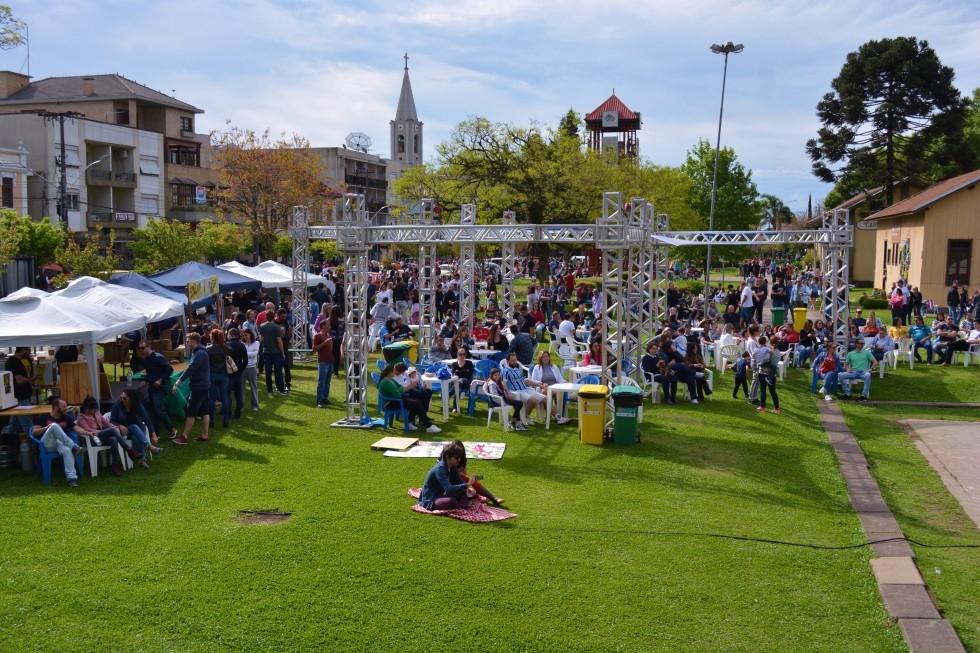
[389,52,422,168]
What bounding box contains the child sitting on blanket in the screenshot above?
[450,439,505,507]
[418,441,475,511]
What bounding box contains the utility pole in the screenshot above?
[36,110,82,225]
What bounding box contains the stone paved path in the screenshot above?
[817,401,969,653]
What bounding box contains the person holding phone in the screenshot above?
[448,439,504,507]
[418,441,476,510]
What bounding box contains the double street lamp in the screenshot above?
[704,41,743,307]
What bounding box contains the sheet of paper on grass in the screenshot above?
[384,441,506,460]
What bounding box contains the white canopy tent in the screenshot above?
[54,276,185,324]
[0,294,147,401]
[254,260,331,288]
[217,262,294,289]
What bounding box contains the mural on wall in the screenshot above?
[899,238,911,281]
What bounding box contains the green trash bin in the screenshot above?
[611,385,643,445]
[383,342,413,364]
[771,306,786,327]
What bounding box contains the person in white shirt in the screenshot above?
[558,317,577,344]
[739,282,754,324]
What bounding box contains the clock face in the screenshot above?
[397,124,404,131]
[414,124,419,132]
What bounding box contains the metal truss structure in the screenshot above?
[458,204,477,331]
[290,206,310,359]
[290,193,852,427]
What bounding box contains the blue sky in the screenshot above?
[6,0,980,214]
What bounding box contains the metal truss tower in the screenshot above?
[291,193,852,428]
[458,204,477,331]
[290,206,310,359]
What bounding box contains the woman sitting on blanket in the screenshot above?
[448,439,504,507]
[418,441,477,510]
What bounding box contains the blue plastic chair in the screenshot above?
[373,372,409,432]
[467,380,494,417]
[578,375,601,385]
[474,358,498,380]
[377,360,387,372]
[29,430,84,485]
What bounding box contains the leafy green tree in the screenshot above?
[130,218,202,275]
[680,139,763,264]
[761,194,794,230]
[0,209,20,270]
[964,87,980,166]
[310,239,338,261]
[0,211,65,264]
[806,37,969,206]
[197,219,249,263]
[52,230,119,286]
[0,5,25,50]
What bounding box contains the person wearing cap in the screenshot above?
[852,308,866,329]
[947,281,962,326]
[2,347,36,438]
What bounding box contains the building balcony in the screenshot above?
[87,211,139,229]
[344,174,387,191]
[86,169,138,188]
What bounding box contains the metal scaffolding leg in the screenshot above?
[652,213,670,329]
[500,210,516,318]
[333,194,371,428]
[290,206,310,360]
[417,199,439,359]
[823,208,852,351]
[598,192,626,382]
[458,203,476,332]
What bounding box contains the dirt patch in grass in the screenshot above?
[238,510,292,525]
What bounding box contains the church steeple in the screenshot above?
[390,52,422,167]
[395,52,418,122]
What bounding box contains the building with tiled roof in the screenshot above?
[865,168,980,303]
[0,70,219,255]
[584,93,641,159]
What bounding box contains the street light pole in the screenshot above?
[704,41,743,308]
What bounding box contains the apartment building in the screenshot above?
[0,71,219,232]
[0,144,31,216]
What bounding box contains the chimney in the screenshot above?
[0,71,30,99]
[83,77,95,96]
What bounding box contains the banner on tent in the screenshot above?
[187,276,219,302]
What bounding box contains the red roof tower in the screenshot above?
[585,93,641,159]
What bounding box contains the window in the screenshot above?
[946,240,972,286]
[56,193,79,214]
[54,148,82,167]
[168,144,199,167]
[170,182,195,207]
[413,134,419,152]
[140,195,159,214]
[397,135,405,154]
[1,177,12,208]
[180,116,193,132]
[139,158,161,175]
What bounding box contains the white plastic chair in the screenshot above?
[718,345,741,374]
[679,368,713,401]
[891,338,914,369]
[485,384,513,431]
[964,343,980,367]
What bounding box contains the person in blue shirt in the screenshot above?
[418,441,475,510]
[908,316,934,363]
[732,351,750,399]
[171,332,211,444]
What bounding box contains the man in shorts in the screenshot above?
[171,332,212,443]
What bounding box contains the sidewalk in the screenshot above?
[817,402,970,653]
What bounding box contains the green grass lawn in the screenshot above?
[3,353,979,651]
